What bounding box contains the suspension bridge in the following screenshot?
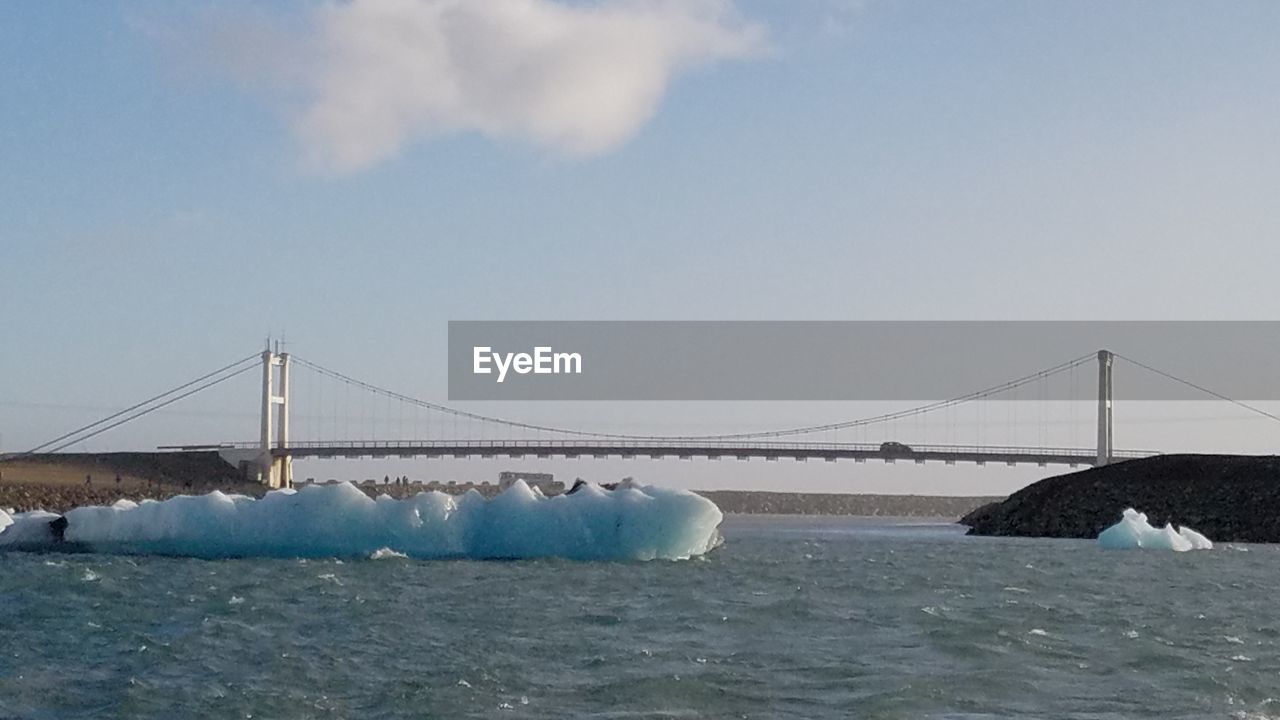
[20,345,1280,488]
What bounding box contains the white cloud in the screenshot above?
[268,0,766,173]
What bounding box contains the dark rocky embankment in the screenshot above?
[0,481,269,514]
[0,452,263,513]
[2,451,245,485]
[962,454,1280,542]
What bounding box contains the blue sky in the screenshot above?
[3,1,1279,492]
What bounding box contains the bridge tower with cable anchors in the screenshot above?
[259,346,293,489]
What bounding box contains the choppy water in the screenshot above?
[1,515,1278,719]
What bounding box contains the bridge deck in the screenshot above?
[181,440,1158,467]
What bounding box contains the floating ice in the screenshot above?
[0,510,60,550]
[1178,525,1213,550]
[0,481,723,561]
[0,508,11,532]
[1097,508,1212,551]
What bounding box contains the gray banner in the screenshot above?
[447,321,1280,401]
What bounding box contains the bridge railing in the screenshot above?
[211,439,1158,459]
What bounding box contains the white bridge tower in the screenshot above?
[259,345,292,488]
[1096,349,1114,466]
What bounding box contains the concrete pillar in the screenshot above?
[270,455,292,490]
[260,349,274,483]
[258,348,292,488]
[1096,349,1113,466]
[277,353,290,451]
[277,353,292,488]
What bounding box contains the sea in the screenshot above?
[1,515,1276,719]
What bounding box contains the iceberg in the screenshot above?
[0,510,61,551]
[0,481,723,561]
[1097,508,1213,551]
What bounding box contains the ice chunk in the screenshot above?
[1177,525,1213,550]
[0,508,11,532]
[1148,522,1194,552]
[0,481,723,561]
[1097,508,1211,551]
[1097,508,1148,549]
[0,510,64,551]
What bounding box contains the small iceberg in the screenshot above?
[1097,508,1212,551]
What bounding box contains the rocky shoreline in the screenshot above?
[962,454,1280,543]
[1,479,1000,519]
[0,481,267,514]
[1,452,1004,518]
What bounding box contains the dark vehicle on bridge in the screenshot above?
[879,441,914,455]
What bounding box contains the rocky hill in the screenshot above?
[962,454,1280,542]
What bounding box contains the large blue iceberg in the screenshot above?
[1097,508,1212,552]
[0,481,724,561]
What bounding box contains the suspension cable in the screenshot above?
[291,352,1095,442]
[1114,353,1280,424]
[25,352,261,454]
[38,362,260,453]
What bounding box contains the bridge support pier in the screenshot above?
[1096,349,1113,466]
[268,455,292,489]
[259,347,292,488]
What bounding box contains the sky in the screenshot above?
[3,0,1279,494]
